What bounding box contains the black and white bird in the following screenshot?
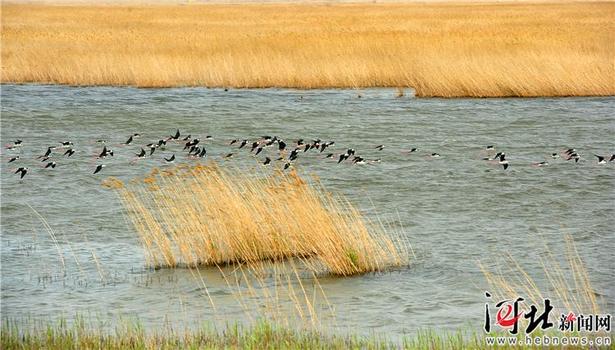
[164,154,175,163]
[8,156,19,163]
[594,155,607,164]
[98,146,113,158]
[183,138,200,150]
[565,152,580,163]
[498,153,509,170]
[45,161,57,169]
[60,141,73,148]
[289,149,299,161]
[263,157,272,165]
[64,149,75,157]
[38,146,54,159]
[125,135,134,145]
[93,164,106,174]
[353,156,366,165]
[6,140,23,150]
[15,167,28,179]
[136,148,147,158]
[239,140,248,149]
[375,145,385,151]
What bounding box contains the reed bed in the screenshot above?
[105,163,409,276]
[2,2,614,97]
[480,234,602,316]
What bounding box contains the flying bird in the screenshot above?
[93,164,106,174]
[498,153,509,170]
[6,140,23,150]
[594,155,607,164]
[15,167,28,179]
[38,146,54,159]
[98,146,113,158]
[164,154,175,162]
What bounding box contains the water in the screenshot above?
[1,84,614,338]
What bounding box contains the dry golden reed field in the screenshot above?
[1,1,613,97]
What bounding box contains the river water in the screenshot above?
[1,84,613,338]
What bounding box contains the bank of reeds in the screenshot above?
[104,163,409,276]
[2,2,614,97]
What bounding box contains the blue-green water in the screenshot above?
[1,84,613,337]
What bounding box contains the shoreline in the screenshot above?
[3,82,614,99]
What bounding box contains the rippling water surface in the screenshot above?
[1,84,614,337]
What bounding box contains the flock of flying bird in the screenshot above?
[3,129,615,180]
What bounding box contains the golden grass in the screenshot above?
[104,163,409,276]
[480,234,601,316]
[2,2,614,97]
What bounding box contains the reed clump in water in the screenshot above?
[105,163,409,276]
[2,2,614,97]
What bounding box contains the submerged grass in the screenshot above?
[2,2,614,97]
[104,163,410,276]
[479,234,602,317]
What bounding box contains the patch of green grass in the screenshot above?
[3,318,610,349]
